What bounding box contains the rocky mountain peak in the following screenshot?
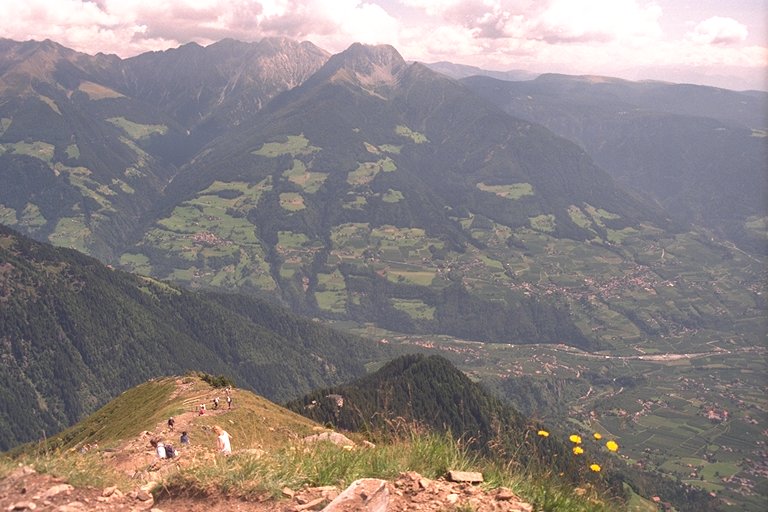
[0,39,84,94]
[323,42,408,93]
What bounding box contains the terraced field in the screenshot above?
[121,179,276,290]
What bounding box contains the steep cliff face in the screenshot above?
[116,37,330,132]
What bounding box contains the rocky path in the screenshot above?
[1,466,534,511]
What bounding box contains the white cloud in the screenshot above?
[532,0,662,44]
[0,0,400,56]
[402,24,483,62]
[307,0,400,50]
[688,16,749,46]
[0,0,764,89]
[398,0,464,17]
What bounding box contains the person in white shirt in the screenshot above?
[150,438,167,458]
[214,425,232,455]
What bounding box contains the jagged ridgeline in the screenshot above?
[0,225,389,450]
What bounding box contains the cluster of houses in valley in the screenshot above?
[190,230,231,247]
[703,407,730,423]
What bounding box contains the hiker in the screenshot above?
[150,438,167,458]
[167,417,175,431]
[214,425,232,455]
[213,396,219,409]
[227,395,232,409]
[180,431,190,446]
[199,403,206,415]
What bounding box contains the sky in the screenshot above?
[0,0,765,91]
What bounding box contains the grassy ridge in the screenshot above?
[3,374,620,512]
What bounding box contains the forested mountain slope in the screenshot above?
[0,225,388,450]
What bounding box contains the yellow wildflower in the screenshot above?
[590,464,601,472]
[606,440,619,452]
[537,430,550,437]
[593,432,602,440]
[573,446,584,455]
[569,434,582,444]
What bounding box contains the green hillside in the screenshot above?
[287,354,722,512]
[0,224,390,450]
[0,38,327,259]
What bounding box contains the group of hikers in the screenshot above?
[150,389,234,459]
[197,390,233,416]
[150,425,231,458]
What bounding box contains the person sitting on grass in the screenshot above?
[214,425,232,455]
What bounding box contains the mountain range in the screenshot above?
[0,36,763,352]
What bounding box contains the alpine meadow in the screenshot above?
[0,35,765,511]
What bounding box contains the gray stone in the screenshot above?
[322,478,389,512]
[40,484,73,499]
[293,496,326,511]
[496,487,517,501]
[7,502,36,511]
[140,482,158,492]
[302,432,355,448]
[8,466,36,480]
[447,470,483,483]
[55,502,85,512]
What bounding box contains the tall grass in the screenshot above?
[3,449,129,489]
[163,431,618,511]
[5,428,620,510]
[164,431,469,498]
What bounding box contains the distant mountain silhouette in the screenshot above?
[462,73,768,253]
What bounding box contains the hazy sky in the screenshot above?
[1,0,766,90]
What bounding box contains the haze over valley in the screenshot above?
[0,31,765,511]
